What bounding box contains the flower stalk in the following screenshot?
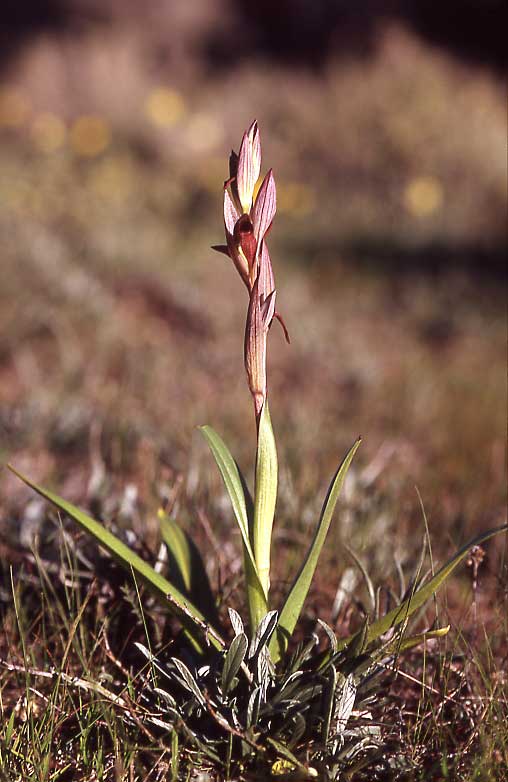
[213,120,286,618]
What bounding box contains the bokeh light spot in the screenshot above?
[0,87,31,128]
[31,112,66,153]
[70,115,111,157]
[185,112,222,152]
[145,87,185,127]
[404,176,443,218]
[88,156,134,205]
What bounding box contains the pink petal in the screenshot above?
[261,289,276,328]
[252,169,276,245]
[237,121,262,214]
[224,188,240,237]
[247,119,261,185]
[258,240,275,300]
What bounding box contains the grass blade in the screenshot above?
[385,625,450,655]
[337,523,508,651]
[8,465,223,652]
[270,438,361,662]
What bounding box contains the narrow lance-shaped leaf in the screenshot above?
[252,400,278,600]
[335,674,356,737]
[384,625,450,655]
[199,426,267,630]
[158,510,219,626]
[221,632,248,696]
[336,523,507,652]
[249,609,279,660]
[228,607,244,637]
[171,658,206,707]
[270,438,361,662]
[321,666,337,746]
[8,465,223,652]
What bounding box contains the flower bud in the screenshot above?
[244,242,276,418]
[236,120,261,214]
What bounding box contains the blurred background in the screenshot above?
[0,1,506,613]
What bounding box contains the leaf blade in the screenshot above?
[221,632,248,696]
[158,510,219,625]
[199,425,267,630]
[8,465,223,651]
[270,438,361,662]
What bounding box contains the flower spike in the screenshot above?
[215,121,288,416]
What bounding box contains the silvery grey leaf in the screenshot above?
[272,671,305,704]
[288,712,307,748]
[322,665,337,745]
[246,686,262,728]
[221,632,248,696]
[256,647,270,699]
[335,673,356,736]
[286,633,319,674]
[249,609,278,659]
[171,658,206,707]
[228,607,244,637]
[152,687,177,708]
[134,642,174,683]
[317,619,338,652]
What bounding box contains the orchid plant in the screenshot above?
[8,122,506,777]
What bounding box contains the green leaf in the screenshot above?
[344,616,369,662]
[221,632,248,696]
[158,510,219,625]
[321,666,337,746]
[228,607,244,636]
[248,609,278,661]
[246,686,262,728]
[170,658,206,707]
[385,625,450,655]
[8,465,223,652]
[337,524,507,652]
[252,400,278,599]
[270,438,361,662]
[317,619,338,653]
[199,425,267,630]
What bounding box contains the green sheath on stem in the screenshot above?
[253,400,278,601]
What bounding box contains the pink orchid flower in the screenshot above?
[213,121,289,417]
